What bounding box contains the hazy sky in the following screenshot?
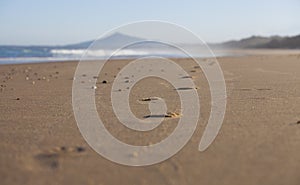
[0,0,299,45]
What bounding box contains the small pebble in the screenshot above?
[92,85,97,89]
[132,151,138,157]
[32,81,35,85]
[165,112,181,118]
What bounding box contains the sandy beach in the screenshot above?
[1,54,300,185]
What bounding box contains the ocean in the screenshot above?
[0,46,231,65]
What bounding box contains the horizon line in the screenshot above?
[0,32,299,47]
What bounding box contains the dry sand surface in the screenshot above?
[1,54,300,185]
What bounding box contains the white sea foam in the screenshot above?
[0,48,229,65]
[50,49,151,57]
[51,49,85,55]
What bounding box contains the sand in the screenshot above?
[1,54,300,185]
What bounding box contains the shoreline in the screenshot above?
[1,48,300,65]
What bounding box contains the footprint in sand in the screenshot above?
[138,97,159,102]
[255,88,272,91]
[237,88,253,91]
[176,87,197,91]
[34,146,86,169]
[138,97,182,119]
[236,88,272,91]
[181,75,195,79]
[143,112,182,119]
[34,152,59,169]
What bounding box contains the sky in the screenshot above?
[0,0,299,45]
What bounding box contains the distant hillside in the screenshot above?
[63,32,144,49]
[257,35,300,49]
[218,34,300,49]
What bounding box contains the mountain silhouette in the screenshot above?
[63,32,144,49]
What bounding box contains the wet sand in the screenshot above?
[1,54,300,185]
